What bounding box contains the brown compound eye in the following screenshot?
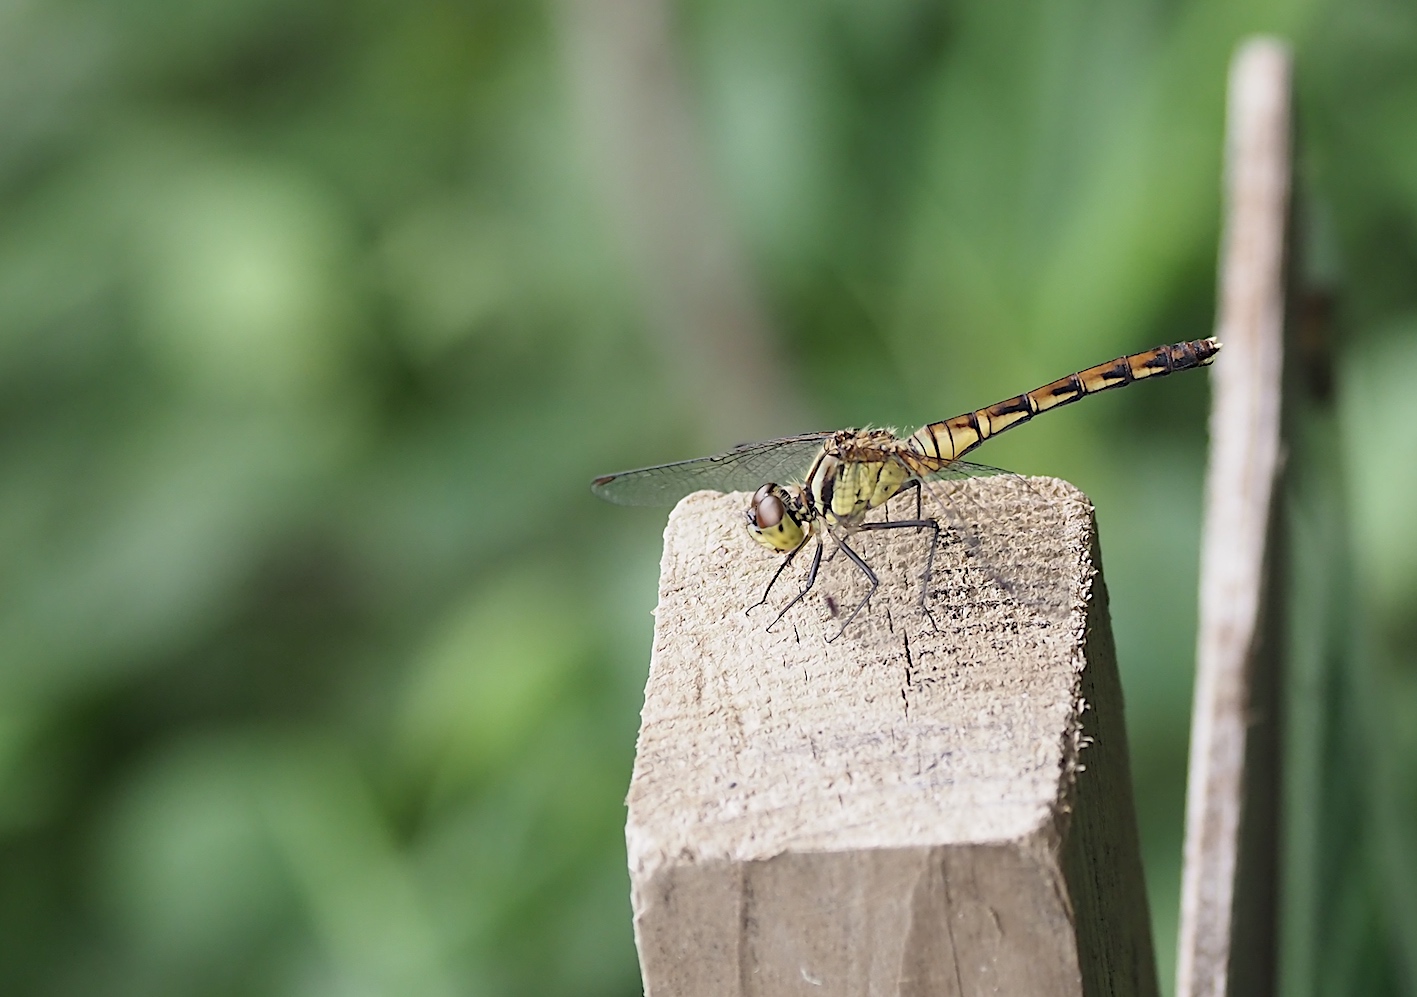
[749,484,784,528]
[745,483,808,553]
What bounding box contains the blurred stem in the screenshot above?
[1282,358,1417,996]
[554,0,810,447]
[1352,621,1417,993]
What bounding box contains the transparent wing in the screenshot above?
[591,433,832,507]
[914,458,1019,482]
[907,460,1077,627]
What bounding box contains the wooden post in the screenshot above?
[627,478,1159,996]
[1175,38,1291,997]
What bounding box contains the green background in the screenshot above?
[0,0,1413,994]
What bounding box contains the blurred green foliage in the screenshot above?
[0,0,1413,994]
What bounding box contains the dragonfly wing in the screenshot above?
[914,458,1019,482]
[904,457,1076,626]
[591,433,832,507]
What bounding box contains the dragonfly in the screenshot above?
[593,337,1220,639]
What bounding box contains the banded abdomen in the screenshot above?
[906,338,1220,467]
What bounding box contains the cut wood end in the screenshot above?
[628,475,1161,997]
[628,476,1099,876]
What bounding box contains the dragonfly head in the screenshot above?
[746,483,811,553]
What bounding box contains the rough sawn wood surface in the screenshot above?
[627,477,1158,997]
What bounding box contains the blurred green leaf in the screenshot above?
[1341,325,1417,626]
[393,565,589,802]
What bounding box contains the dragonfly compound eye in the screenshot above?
[750,485,783,527]
[746,484,807,553]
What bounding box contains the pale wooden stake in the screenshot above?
[1176,38,1292,997]
[628,479,1158,996]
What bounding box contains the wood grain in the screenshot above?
[1175,37,1292,997]
[628,478,1158,996]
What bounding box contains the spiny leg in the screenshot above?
[747,540,805,615]
[829,539,880,642]
[905,478,924,519]
[765,538,824,632]
[881,478,923,523]
[859,517,941,632]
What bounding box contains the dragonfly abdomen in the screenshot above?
[907,337,1220,464]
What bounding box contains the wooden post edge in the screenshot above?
[627,478,1158,996]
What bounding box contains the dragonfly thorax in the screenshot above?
[746,483,814,554]
[808,430,912,528]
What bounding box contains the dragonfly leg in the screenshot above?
[765,538,824,632]
[897,478,923,520]
[748,541,805,614]
[858,516,941,633]
[829,539,880,642]
[881,479,922,524]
